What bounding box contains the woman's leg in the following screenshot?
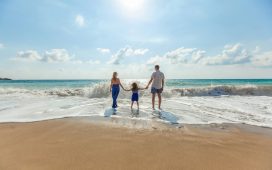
[112,86,120,108]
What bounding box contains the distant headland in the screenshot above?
[0,78,12,80]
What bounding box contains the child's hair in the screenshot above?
[112,72,117,81]
[131,82,138,91]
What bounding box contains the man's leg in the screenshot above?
[152,93,155,110]
[158,93,162,110]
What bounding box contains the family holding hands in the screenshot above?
[110,65,165,111]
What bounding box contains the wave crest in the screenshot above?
[1,83,272,97]
[173,85,272,96]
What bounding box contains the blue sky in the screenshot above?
[0,0,272,79]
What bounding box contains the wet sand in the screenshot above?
[0,118,271,170]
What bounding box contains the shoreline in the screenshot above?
[1,115,272,132]
[0,118,272,170]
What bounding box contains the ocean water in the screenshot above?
[0,79,272,128]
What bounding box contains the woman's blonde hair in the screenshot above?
[112,72,117,81]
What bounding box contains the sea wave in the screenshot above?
[172,85,272,96]
[1,82,272,97]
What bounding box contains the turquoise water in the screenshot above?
[0,79,272,89]
[0,80,106,89]
[166,79,272,87]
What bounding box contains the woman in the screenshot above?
[110,72,125,109]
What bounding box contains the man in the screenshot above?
[146,65,165,110]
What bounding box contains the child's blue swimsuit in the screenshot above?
[131,90,139,102]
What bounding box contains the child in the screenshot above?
[125,82,146,110]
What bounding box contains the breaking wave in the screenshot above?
[1,81,272,97]
[172,85,272,96]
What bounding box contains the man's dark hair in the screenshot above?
[155,65,160,70]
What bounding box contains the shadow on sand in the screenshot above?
[153,110,179,124]
[104,108,117,117]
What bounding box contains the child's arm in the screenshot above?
[138,87,146,90]
[124,88,131,91]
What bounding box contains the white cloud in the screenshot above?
[75,14,85,27]
[108,49,126,65]
[108,47,149,65]
[0,43,4,49]
[134,48,149,55]
[146,47,205,65]
[97,48,111,54]
[191,50,206,63]
[201,44,251,65]
[15,49,72,63]
[13,48,102,65]
[253,46,260,54]
[16,50,42,61]
[146,55,167,65]
[165,47,200,64]
[42,49,72,62]
[147,44,262,66]
[251,51,272,66]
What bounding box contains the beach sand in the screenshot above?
[0,118,272,170]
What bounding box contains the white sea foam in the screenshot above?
[0,81,272,127]
[0,90,272,128]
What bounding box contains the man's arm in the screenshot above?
[138,87,146,90]
[161,73,165,90]
[146,78,153,89]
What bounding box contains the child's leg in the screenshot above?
[136,101,139,110]
[131,101,134,109]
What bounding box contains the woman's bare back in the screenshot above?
[111,78,120,85]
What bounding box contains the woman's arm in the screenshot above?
[110,79,113,92]
[118,79,125,90]
[124,88,131,91]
